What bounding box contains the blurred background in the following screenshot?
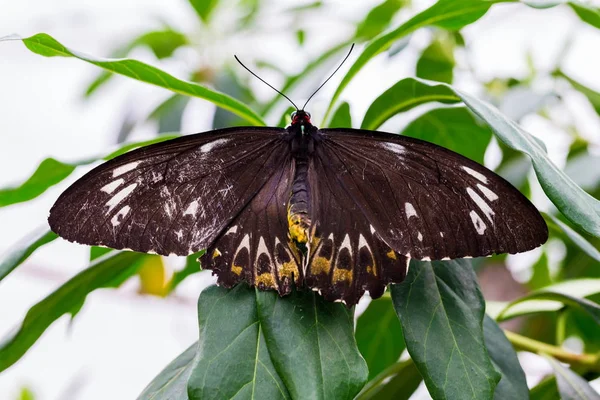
[1,0,600,398]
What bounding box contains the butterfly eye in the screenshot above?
[306,112,311,120]
[291,111,297,119]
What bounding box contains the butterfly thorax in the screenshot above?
[287,111,317,245]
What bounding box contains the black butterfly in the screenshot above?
[48,50,548,306]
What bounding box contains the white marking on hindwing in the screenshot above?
[105,183,137,212]
[110,205,131,226]
[340,234,352,251]
[256,237,270,263]
[384,142,406,155]
[462,166,488,183]
[237,234,250,254]
[405,202,418,219]
[101,179,124,194]
[477,184,499,201]
[184,200,199,216]
[421,257,431,261]
[467,187,495,222]
[470,210,487,235]
[226,225,238,235]
[369,225,376,234]
[358,234,369,250]
[112,162,140,177]
[200,138,230,153]
[417,232,423,242]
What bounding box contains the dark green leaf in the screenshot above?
[416,35,456,84]
[328,102,352,128]
[0,251,145,372]
[529,251,552,290]
[392,259,500,400]
[356,296,405,380]
[0,158,76,207]
[355,0,407,40]
[483,315,529,400]
[148,95,189,133]
[0,228,57,282]
[188,285,367,400]
[356,358,422,400]
[188,0,219,23]
[324,0,511,123]
[543,355,600,400]
[296,30,305,46]
[138,343,196,400]
[556,70,600,116]
[8,34,265,126]
[569,2,600,30]
[401,107,492,164]
[530,376,560,400]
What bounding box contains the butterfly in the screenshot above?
[48,48,548,306]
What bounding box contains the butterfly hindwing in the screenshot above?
[317,128,548,261]
[48,127,288,256]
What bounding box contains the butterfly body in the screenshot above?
[48,110,547,306]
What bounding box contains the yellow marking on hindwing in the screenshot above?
[231,265,243,276]
[212,248,222,258]
[256,272,276,288]
[366,264,377,276]
[333,268,353,283]
[311,256,332,275]
[386,250,397,260]
[279,260,299,280]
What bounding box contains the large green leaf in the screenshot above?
[543,355,600,400]
[328,102,352,128]
[4,34,265,126]
[138,343,196,400]
[188,0,219,23]
[392,259,500,400]
[188,285,367,400]
[483,316,529,400]
[416,35,456,84]
[355,296,405,380]
[400,107,493,164]
[324,0,512,123]
[0,228,57,282]
[355,0,408,40]
[0,251,145,372]
[569,2,600,30]
[0,158,76,207]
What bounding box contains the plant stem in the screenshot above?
[504,329,600,371]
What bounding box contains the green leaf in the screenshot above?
[137,343,196,400]
[416,35,456,84]
[324,0,511,123]
[0,228,57,282]
[133,29,188,59]
[400,107,492,164]
[530,376,560,400]
[188,285,367,400]
[361,79,460,130]
[356,297,405,380]
[188,0,219,23]
[0,158,76,207]
[545,213,600,263]
[168,252,203,292]
[391,259,500,400]
[483,316,529,400]
[355,0,408,40]
[328,102,352,128]
[8,33,265,126]
[556,70,600,116]
[0,251,145,372]
[569,2,600,30]
[543,355,600,400]
[148,95,189,134]
[355,358,422,400]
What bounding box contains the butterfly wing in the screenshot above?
[200,157,303,296]
[315,128,548,262]
[48,127,289,257]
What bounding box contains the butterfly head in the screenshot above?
[291,110,312,127]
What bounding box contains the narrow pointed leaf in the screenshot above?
[0,251,145,372]
[416,35,456,84]
[545,213,600,263]
[355,358,422,400]
[188,0,219,23]
[569,2,600,30]
[391,259,500,400]
[0,228,57,282]
[7,34,265,126]
[328,102,352,128]
[138,343,196,400]
[543,355,600,400]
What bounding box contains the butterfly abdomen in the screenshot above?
[287,156,311,244]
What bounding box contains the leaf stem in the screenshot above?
[504,330,600,371]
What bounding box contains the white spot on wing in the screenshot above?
[369,224,375,234]
[440,232,444,238]
[184,200,199,216]
[200,138,230,153]
[417,232,423,241]
[226,225,238,235]
[176,230,183,240]
[470,210,487,235]
[462,166,488,183]
[477,184,499,201]
[384,142,406,155]
[421,257,431,261]
[467,187,495,222]
[101,179,124,194]
[405,202,418,219]
[110,205,131,226]
[112,162,140,177]
[106,183,137,212]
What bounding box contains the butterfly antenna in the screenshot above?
[301,43,355,111]
[234,55,299,110]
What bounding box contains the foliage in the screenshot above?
[2,0,600,398]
